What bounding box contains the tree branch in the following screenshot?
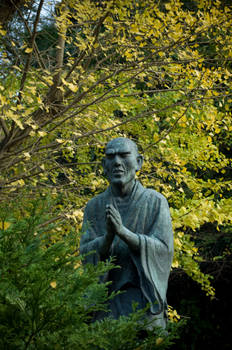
[18,0,45,101]
[0,117,9,138]
[14,1,46,70]
[52,26,66,89]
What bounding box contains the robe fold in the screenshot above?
[80,181,173,321]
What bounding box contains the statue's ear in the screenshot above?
[136,155,143,172]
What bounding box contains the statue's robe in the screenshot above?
[80,181,173,326]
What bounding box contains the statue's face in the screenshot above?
[103,138,142,186]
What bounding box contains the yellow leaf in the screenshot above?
[68,83,78,92]
[182,115,187,122]
[72,210,84,220]
[74,262,80,269]
[38,131,47,137]
[11,179,25,187]
[6,110,24,129]
[156,337,163,346]
[125,51,133,59]
[50,281,57,289]
[12,65,21,71]
[25,47,33,53]
[37,96,43,104]
[23,152,31,159]
[153,134,159,142]
[18,179,25,186]
[165,3,171,10]
[0,221,11,230]
[172,260,179,268]
[0,27,7,35]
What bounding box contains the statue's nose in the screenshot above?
[114,155,121,165]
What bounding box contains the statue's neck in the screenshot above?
[110,180,135,198]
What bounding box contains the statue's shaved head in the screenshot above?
[105,137,139,156]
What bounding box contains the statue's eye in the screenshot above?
[106,154,114,159]
[121,153,130,158]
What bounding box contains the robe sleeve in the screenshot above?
[131,194,174,315]
[80,200,104,265]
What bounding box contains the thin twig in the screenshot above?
[18,0,45,101]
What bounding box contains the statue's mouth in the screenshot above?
[113,169,124,174]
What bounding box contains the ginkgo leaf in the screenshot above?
[25,47,33,53]
[50,281,57,289]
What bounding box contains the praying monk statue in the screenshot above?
[80,137,173,328]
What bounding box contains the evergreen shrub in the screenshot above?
[0,197,182,349]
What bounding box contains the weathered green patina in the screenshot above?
[80,138,173,328]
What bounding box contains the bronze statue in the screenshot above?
[80,137,173,328]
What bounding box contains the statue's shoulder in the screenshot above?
[85,189,108,212]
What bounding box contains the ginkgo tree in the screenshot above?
[0,0,232,301]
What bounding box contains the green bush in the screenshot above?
[0,197,181,349]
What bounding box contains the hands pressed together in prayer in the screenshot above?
[106,204,123,237]
[104,204,139,253]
